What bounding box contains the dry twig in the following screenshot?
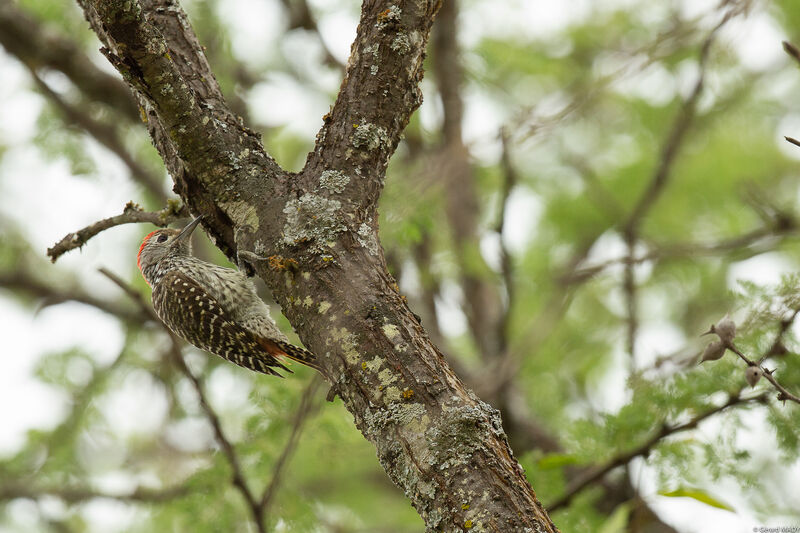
[48,201,187,262]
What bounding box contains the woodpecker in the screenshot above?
[136,216,319,377]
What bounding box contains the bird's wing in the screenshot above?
[152,270,292,377]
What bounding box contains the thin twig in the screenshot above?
[98,267,157,319]
[782,41,800,66]
[165,342,267,533]
[0,483,189,504]
[785,136,800,148]
[623,240,638,360]
[617,10,733,362]
[621,15,722,234]
[258,376,323,523]
[547,307,800,510]
[495,129,518,354]
[48,201,187,262]
[546,392,767,511]
[278,0,344,71]
[698,306,800,406]
[562,223,798,284]
[758,308,799,365]
[506,9,731,146]
[724,343,800,405]
[0,270,146,323]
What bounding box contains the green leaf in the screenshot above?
[538,453,581,469]
[659,487,735,511]
[598,503,631,533]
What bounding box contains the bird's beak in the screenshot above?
[700,325,714,337]
[173,215,204,245]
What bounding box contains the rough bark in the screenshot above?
[75,0,559,530]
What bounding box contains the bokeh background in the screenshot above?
[1,0,800,531]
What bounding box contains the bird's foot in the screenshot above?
[237,250,268,277]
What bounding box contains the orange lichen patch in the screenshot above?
[268,255,299,271]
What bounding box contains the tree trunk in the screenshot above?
[75,0,560,530]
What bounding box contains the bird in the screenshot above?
[136,216,320,377]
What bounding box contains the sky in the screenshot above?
[0,0,798,532]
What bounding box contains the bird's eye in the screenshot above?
[156,234,169,243]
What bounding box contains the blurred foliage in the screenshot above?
[1,0,800,532]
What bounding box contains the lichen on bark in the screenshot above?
[281,193,346,252]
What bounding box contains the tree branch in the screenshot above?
[546,391,767,511]
[617,10,733,362]
[622,10,723,235]
[47,201,186,262]
[279,0,345,71]
[0,483,189,504]
[0,0,139,121]
[302,0,440,213]
[29,70,167,201]
[0,270,145,323]
[165,342,266,533]
[430,0,504,359]
[75,0,561,530]
[782,40,800,67]
[496,131,518,343]
[561,220,799,285]
[724,343,800,405]
[77,0,287,258]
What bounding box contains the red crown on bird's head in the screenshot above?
[137,230,160,275]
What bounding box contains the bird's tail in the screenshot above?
[258,337,322,373]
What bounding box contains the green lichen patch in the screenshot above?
[364,42,381,76]
[378,368,399,386]
[416,480,435,501]
[381,322,409,353]
[352,123,389,151]
[318,301,332,314]
[357,222,380,256]
[391,34,411,55]
[363,400,437,527]
[382,323,400,340]
[330,327,360,364]
[383,386,402,403]
[425,402,504,472]
[364,356,384,373]
[367,401,426,431]
[282,193,345,252]
[319,169,350,193]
